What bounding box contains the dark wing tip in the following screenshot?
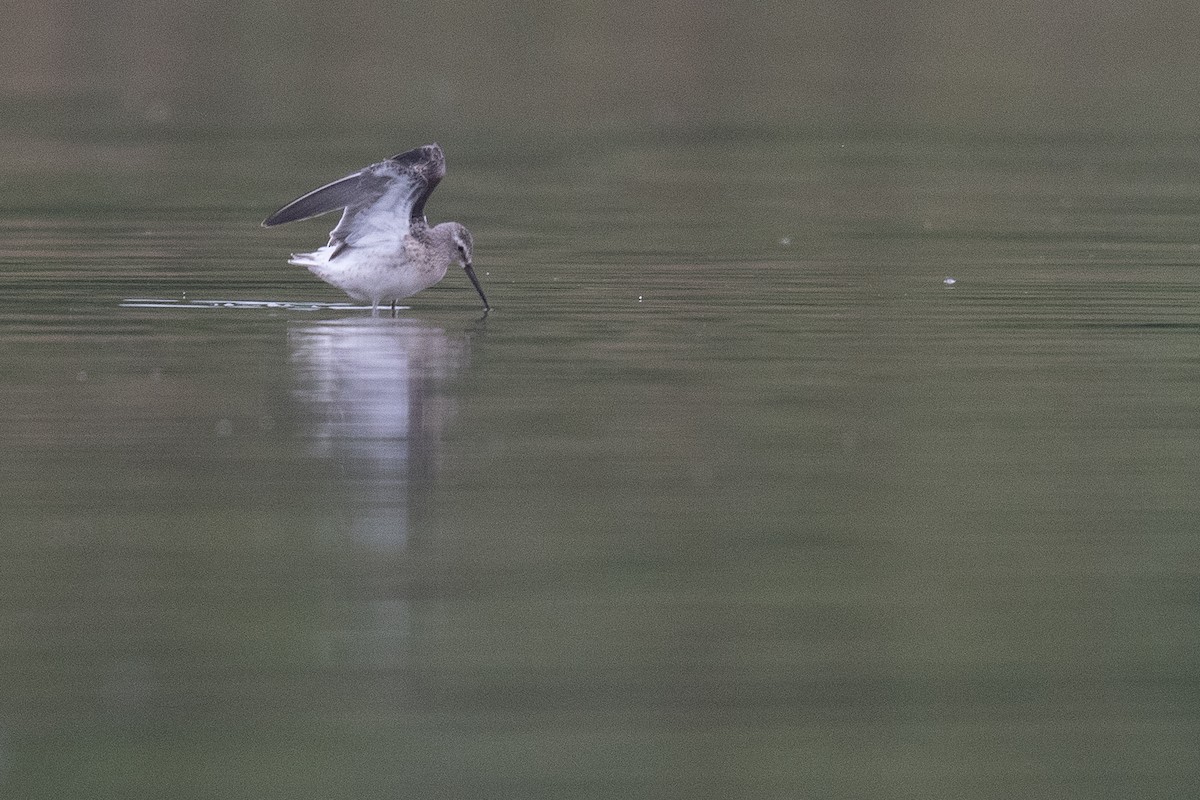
[262,205,304,227]
[390,143,444,165]
[390,144,447,183]
[387,143,447,223]
[261,171,369,228]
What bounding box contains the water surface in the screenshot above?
[1,130,1198,799]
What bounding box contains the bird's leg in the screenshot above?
[390,300,397,317]
[370,300,380,317]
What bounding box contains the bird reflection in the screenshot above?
[289,317,469,549]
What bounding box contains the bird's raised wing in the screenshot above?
[262,144,447,251]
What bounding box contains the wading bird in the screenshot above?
[263,143,489,314]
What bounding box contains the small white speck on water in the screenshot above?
[214,418,233,437]
[943,277,957,286]
[76,370,88,382]
[638,295,643,302]
[778,236,792,246]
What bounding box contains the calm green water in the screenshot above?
[1,129,1198,799]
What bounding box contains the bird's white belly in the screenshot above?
[289,242,447,304]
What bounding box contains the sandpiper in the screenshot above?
[262,143,489,314]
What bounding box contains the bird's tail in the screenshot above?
[287,246,336,268]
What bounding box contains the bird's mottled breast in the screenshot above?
[402,234,423,260]
[402,232,444,276]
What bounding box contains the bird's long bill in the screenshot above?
[464,262,490,311]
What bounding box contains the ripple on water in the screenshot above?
[118,298,387,312]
